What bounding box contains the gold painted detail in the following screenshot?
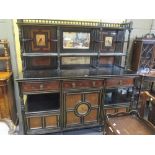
[76,103,90,116]
[36,34,46,46]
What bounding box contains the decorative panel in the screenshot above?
[28,117,42,129]
[101,31,117,52]
[31,29,51,52]
[45,115,58,128]
[26,57,57,70]
[99,57,114,65]
[66,94,81,109]
[84,109,98,122]
[63,32,90,49]
[66,111,80,125]
[85,93,99,106]
[31,57,51,66]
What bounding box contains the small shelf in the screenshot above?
[104,102,131,107]
[100,53,126,56]
[94,40,128,43]
[21,38,58,42]
[104,103,130,108]
[26,93,60,112]
[60,53,98,56]
[22,53,58,57]
[22,52,126,57]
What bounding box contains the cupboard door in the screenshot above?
[64,90,101,127]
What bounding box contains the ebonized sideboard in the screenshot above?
[16,19,139,134]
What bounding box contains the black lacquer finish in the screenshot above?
[16,19,139,135]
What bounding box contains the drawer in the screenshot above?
[63,80,103,89]
[106,78,134,88]
[21,81,60,92]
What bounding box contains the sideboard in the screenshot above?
[16,19,139,134]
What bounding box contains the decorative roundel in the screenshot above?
[74,102,91,117]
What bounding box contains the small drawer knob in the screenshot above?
[119,80,122,85]
[72,82,76,88]
[40,84,44,89]
[92,81,96,87]
[32,86,35,89]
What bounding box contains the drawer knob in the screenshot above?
[40,84,44,89]
[92,81,96,87]
[32,86,35,89]
[72,82,76,88]
[119,80,122,85]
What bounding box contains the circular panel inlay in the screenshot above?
[77,104,89,115]
[75,102,91,117]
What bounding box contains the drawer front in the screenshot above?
[63,80,103,89]
[106,78,134,88]
[22,81,60,92]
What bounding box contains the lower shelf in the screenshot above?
[26,93,60,112]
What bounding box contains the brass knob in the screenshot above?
[32,86,35,89]
[72,82,76,88]
[92,81,96,87]
[40,84,44,89]
[119,80,122,85]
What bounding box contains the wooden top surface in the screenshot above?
[107,115,155,135]
[0,72,12,80]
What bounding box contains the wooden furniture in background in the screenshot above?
[104,110,155,135]
[131,34,155,73]
[0,40,17,124]
[138,72,155,125]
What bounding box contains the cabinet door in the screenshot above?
[64,90,101,127]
